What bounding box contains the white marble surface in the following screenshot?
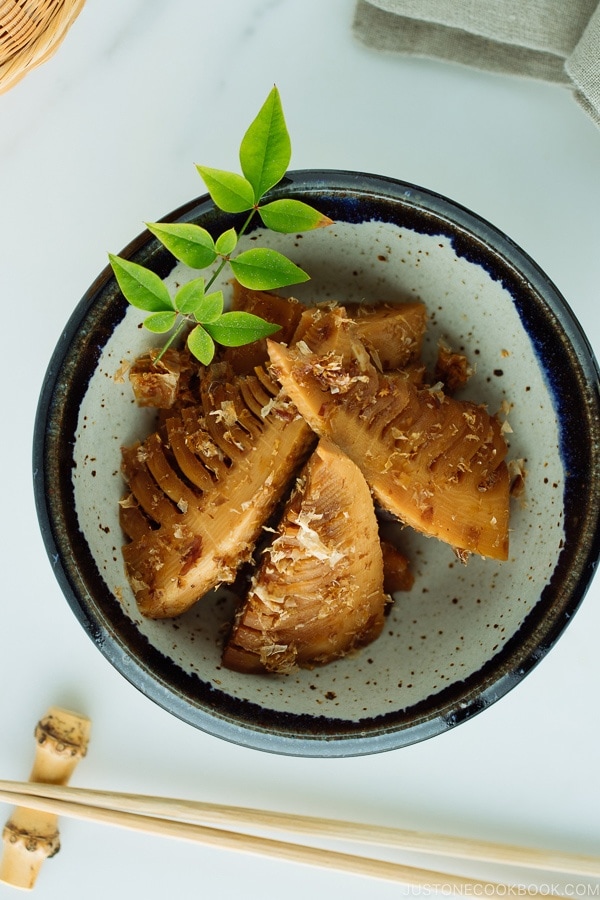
[1,1,599,897]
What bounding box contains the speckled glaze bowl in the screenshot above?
[34,170,600,756]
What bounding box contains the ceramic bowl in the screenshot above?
[34,170,600,757]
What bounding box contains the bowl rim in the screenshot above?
[33,169,600,757]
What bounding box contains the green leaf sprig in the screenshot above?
[108,87,333,365]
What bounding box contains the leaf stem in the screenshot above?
[239,208,258,236]
[205,207,258,292]
[155,316,188,360]
[204,256,229,293]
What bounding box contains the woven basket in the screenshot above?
[0,0,85,94]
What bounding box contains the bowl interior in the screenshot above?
[36,172,600,756]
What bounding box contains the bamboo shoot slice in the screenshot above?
[222,439,387,673]
[267,313,510,560]
[221,283,304,375]
[120,367,315,618]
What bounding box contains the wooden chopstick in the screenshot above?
[0,785,529,894]
[0,781,600,896]
[0,780,598,879]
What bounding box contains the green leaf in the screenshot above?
[204,311,281,347]
[258,199,334,234]
[240,86,291,200]
[195,291,224,323]
[215,227,238,256]
[145,222,217,269]
[174,277,205,315]
[143,311,178,333]
[195,166,255,213]
[108,253,173,312]
[187,324,215,365]
[175,280,224,322]
[230,247,310,291]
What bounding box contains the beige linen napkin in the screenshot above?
[353,0,600,128]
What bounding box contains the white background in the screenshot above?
[0,1,599,897]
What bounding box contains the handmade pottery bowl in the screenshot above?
[34,170,600,757]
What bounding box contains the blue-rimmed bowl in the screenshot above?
[33,170,600,756]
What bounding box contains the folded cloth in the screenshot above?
[353,0,600,128]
